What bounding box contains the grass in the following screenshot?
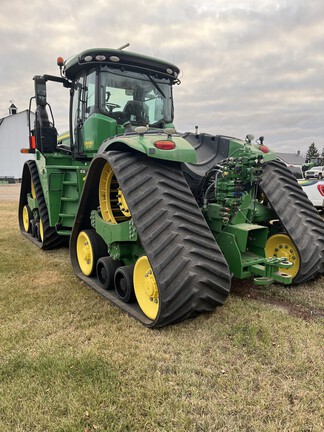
[0,195,323,431]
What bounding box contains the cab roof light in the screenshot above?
[82,53,120,63]
[109,55,120,62]
[95,54,106,61]
[154,140,176,150]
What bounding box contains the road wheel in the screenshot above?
[35,218,44,242]
[76,229,107,276]
[114,265,135,303]
[31,178,36,199]
[22,205,32,233]
[134,256,159,320]
[96,256,121,290]
[39,218,44,242]
[35,221,41,242]
[30,219,37,237]
[265,233,300,279]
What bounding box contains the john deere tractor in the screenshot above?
[19,47,324,327]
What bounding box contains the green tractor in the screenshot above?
[19,47,324,327]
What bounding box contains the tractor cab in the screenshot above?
[28,48,180,161]
[64,48,180,159]
[99,66,174,127]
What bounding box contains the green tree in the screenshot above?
[321,147,324,158]
[306,142,320,160]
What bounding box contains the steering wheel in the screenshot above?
[145,94,158,101]
[106,103,121,112]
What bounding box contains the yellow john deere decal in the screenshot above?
[84,140,94,149]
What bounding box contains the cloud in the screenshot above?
[1,0,324,155]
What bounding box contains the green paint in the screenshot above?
[103,133,197,163]
[91,211,138,244]
[82,114,118,156]
[203,144,292,286]
[35,151,89,229]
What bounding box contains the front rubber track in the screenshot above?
[19,160,62,250]
[260,159,324,283]
[70,150,232,328]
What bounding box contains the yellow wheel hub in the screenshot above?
[31,179,36,199]
[76,231,94,276]
[99,162,131,224]
[134,256,159,320]
[22,206,30,232]
[265,233,300,279]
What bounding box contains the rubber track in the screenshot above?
[260,159,324,283]
[19,160,62,250]
[70,151,232,327]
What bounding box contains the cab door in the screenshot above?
[71,72,86,157]
[71,69,98,157]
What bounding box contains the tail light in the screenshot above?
[154,140,175,150]
[317,184,324,196]
[259,145,269,153]
[20,135,36,154]
[29,135,36,150]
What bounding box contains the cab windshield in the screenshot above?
[99,66,173,127]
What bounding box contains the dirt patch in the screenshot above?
[231,279,324,321]
[0,184,21,202]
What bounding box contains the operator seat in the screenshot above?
[36,105,51,128]
[35,104,58,153]
[123,101,149,124]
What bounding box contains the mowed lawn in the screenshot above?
[0,185,323,432]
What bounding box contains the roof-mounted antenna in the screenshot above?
[118,43,130,50]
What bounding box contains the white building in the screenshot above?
[0,105,35,180]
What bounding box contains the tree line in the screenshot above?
[306,142,324,160]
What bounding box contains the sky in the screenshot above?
[1,0,324,155]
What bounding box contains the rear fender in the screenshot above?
[98,134,197,164]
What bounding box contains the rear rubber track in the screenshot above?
[19,160,62,250]
[70,150,232,327]
[260,159,324,283]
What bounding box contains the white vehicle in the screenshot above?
[304,166,324,179]
[298,179,324,209]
